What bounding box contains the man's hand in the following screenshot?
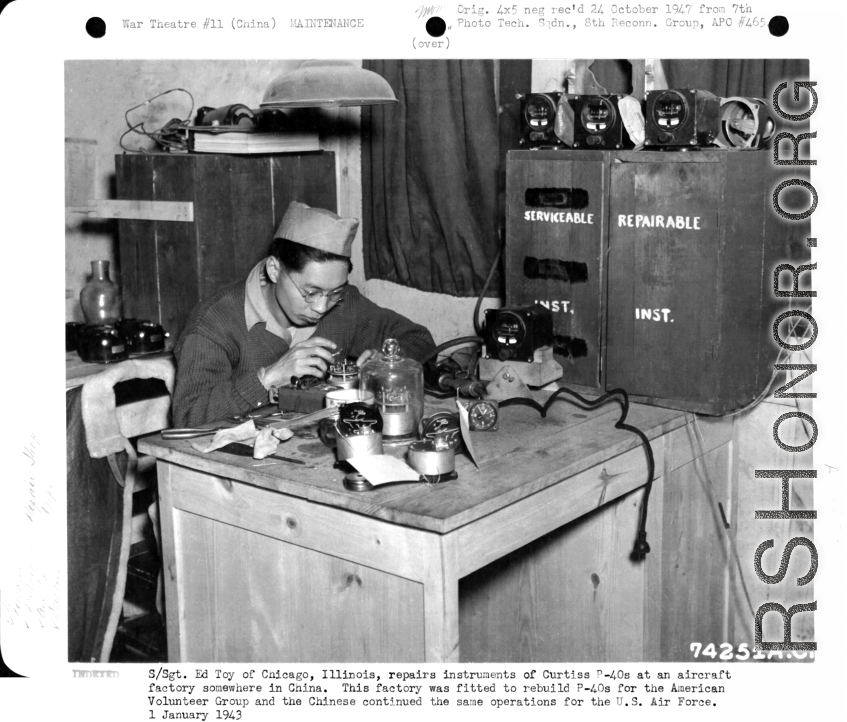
[355,348,379,367]
[260,337,337,388]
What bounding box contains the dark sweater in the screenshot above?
[173,281,436,427]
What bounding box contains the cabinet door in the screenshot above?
[606,157,723,404]
[192,153,337,307]
[117,153,336,342]
[116,155,163,326]
[505,155,607,389]
[192,155,278,300]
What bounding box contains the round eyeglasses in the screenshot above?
[284,271,346,306]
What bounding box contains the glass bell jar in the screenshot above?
[79,260,122,326]
[358,338,424,442]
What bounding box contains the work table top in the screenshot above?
[139,399,688,534]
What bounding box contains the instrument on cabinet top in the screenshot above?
[644,89,720,148]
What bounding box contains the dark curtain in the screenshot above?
[662,59,810,101]
[362,60,500,297]
[584,59,634,94]
[585,59,810,104]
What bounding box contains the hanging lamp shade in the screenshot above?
[260,60,397,109]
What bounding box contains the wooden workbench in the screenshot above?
[139,399,734,663]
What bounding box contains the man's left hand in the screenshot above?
[355,348,379,367]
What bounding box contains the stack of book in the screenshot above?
[190,129,320,154]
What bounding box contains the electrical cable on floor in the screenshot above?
[498,386,655,561]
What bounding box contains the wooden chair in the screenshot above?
[68,357,173,662]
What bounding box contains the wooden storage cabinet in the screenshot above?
[605,150,809,414]
[505,150,610,390]
[505,149,810,414]
[115,152,337,342]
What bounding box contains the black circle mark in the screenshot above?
[86,17,106,38]
[426,17,446,37]
[768,16,789,37]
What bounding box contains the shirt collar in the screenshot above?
[244,260,289,340]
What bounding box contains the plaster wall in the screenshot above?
[64,59,499,344]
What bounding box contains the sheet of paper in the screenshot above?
[189,419,257,452]
[347,454,421,486]
[456,399,480,468]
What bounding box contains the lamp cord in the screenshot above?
[421,336,485,366]
[473,242,503,338]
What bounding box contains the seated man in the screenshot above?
[173,201,436,427]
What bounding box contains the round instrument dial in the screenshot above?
[491,310,529,361]
[469,400,498,432]
[653,90,688,129]
[420,412,462,450]
[580,97,616,135]
[337,402,383,437]
[524,94,557,129]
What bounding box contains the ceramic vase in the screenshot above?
[79,260,121,325]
